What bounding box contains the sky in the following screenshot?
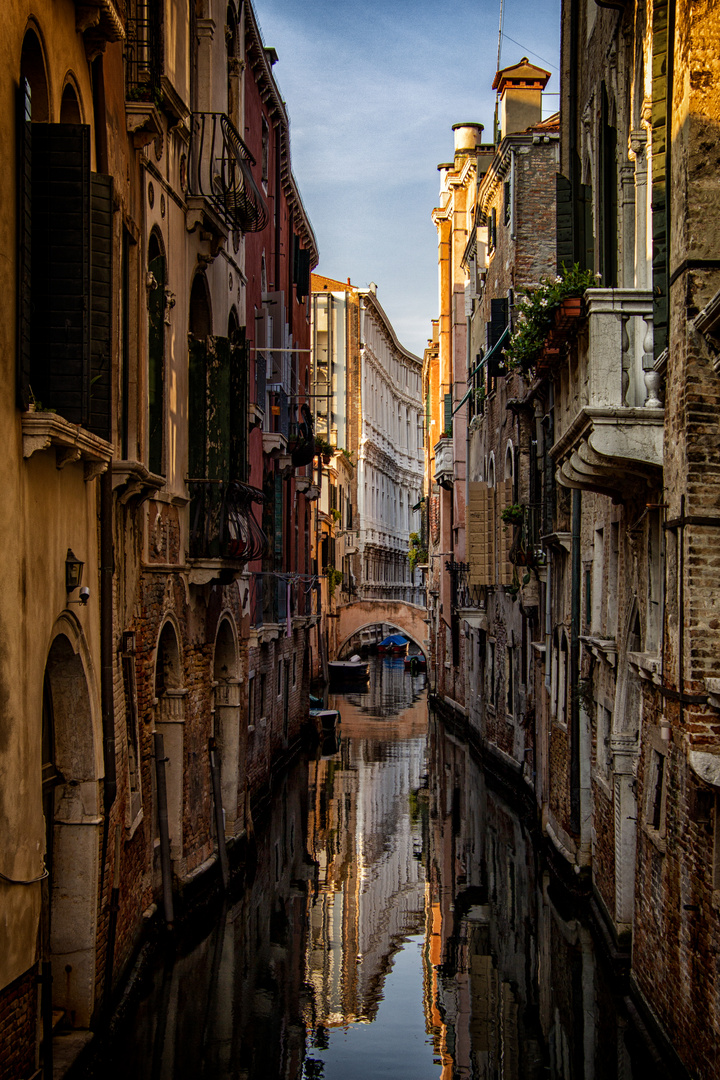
[252,0,562,358]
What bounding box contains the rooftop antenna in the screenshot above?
[494,0,505,144]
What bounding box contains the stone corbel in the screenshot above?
[126,103,163,149]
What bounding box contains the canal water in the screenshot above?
[89,656,665,1080]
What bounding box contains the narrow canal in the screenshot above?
[86,656,666,1080]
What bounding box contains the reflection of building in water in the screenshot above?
[424,715,662,1079]
[306,699,427,1029]
[104,760,313,1080]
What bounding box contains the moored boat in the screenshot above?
[377,634,409,656]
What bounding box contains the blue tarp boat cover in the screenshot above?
[379,634,409,648]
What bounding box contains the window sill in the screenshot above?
[641,820,667,854]
[592,768,613,801]
[22,411,113,480]
[581,636,618,668]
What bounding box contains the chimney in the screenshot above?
[492,57,550,139]
[452,122,484,155]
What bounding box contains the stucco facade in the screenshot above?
[0,2,318,1074]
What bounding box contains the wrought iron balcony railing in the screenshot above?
[249,573,319,628]
[188,479,267,563]
[447,561,484,611]
[188,112,269,234]
[125,5,163,99]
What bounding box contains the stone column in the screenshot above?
[629,128,649,290]
[215,677,243,836]
[156,688,188,863]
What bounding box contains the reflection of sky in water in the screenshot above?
[329,656,426,718]
[304,937,438,1080]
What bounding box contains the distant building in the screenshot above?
[311,276,424,662]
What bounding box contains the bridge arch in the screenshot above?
[335,600,428,659]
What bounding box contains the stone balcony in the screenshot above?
[550,289,664,498]
[433,436,453,489]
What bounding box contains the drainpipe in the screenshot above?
[101,468,116,813]
[570,488,581,836]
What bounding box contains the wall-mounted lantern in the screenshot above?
[65,549,84,592]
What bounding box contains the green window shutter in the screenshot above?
[17,78,32,410]
[556,173,573,274]
[148,253,166,474]
[31,123,91,426]
[89,173,113,439]
[443,392,452,435]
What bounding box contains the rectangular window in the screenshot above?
[647,748,667,833]
[607,522,619,638]
[592,527,604,633]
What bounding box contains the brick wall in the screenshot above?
[0,966,36,1079]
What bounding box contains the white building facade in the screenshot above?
[358,288,424,604]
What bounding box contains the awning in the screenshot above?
[453,325,510,416]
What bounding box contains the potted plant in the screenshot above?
[501,503,524,526]
[503,263,597,374]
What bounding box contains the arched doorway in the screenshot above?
[154,621,186,863]
[213,617,242,836]
[42,627,100,1029]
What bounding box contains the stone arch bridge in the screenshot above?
[334,600,428,659]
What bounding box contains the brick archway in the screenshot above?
[335,600,428,659]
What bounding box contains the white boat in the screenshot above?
[328,658,369,683]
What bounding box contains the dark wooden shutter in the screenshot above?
[31,124,91,425]
[17,78,32,410]
[489,298,508,347]
[296,248,310,301]
[89,174,113,439]
[556,173,573,274]
[600,85,618,288]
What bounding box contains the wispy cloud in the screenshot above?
[255,0,561,355]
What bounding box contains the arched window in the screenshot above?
[189,272,212,338]
[60,82,81,124]
[20,29,49,122]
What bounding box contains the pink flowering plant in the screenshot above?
[504,264,597,373]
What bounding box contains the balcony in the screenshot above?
[447,561,488,628]
[550,289,664,498]
[187,113,268,240]
[433,437,453,489]
[187,480,267,584]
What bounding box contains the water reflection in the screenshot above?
[305,658,433,1076]
[425,712,661,1079]
[89,661,665,1080]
